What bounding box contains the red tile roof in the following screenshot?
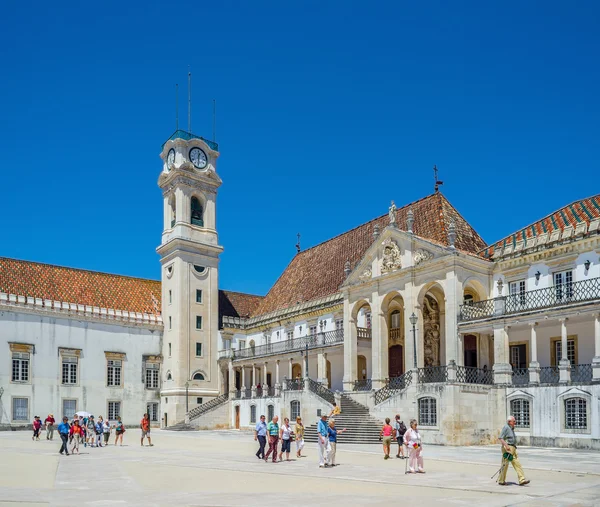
[480,194,600,259]
[219,290,264,319]
[251,193,486,317]
[0,257,162,315]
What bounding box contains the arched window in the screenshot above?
[267,404,274,421]
[191,197,203,226]
[250,405,257,424]
[290,400,301,421]
[166,371,172,381]
[390,310,401,329]
[565,397,587,430]
[418,397,437,426]
[510,399,530,428]
[193,372,205,381]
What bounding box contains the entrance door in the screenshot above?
[510,344,527,369]
[357,355,367,380]
[388,345,403,377]
[464,335,478,368]
[235,370,241,390]
[235,406,240,429]
[266,373,272,386]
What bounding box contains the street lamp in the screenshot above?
[185,381,189,413]
[409,312,418,369]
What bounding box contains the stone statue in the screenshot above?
[380,238,402,273]
[388,200,397,227]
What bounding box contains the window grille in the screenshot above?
[510,399,530,428]
[147,403,159,422]
[145,363,159,389]
[107,359,122,387]
[418,397,437,426]
[565,398,587,430]
[12,352,30,382]
[62,356,78,385]
[267,404,274,421]
[63,399,77,420]
[250,405,257,423]
[12,397,28,421]
[108,401,121,420]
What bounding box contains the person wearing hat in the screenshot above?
[44,414,55,440]
[317,413,329,468]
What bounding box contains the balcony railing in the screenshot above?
[418,366,448,383]
[459,276,600,322]
[455,366,494,385]
[512,368,529,386]
[571,363,593,383]
[218,329,344,360]
[357,327,372,340]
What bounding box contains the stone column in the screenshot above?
[457,333,464,367]
[288,357,293,380]
[275,359,281,394]
[228,360,234,394]
[251,364,257,398]
[241,366,247,398]
[493,325,512,384]
[317,352,329,387]
[559,318,571,384]
[444,271,462,366]
[593,314,600,382]
[343,298,358,391]
[263,362,268,397]
[528,323,540,384]
[371,302,386,389]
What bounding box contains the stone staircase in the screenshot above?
[165,393,229,431]
[165,422,198,431]
[303,394,387,444]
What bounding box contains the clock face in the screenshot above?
[189,147,207,169]
[167,149,175,170]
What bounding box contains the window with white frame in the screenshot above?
[61,355,78,385]
[554,270,573,301]
[12,397,28,421]
[418,397,437,426]
[145,362,160,389]
[510,399,530,428]
[509,279,526,306]
[267,404,274,421]
[290,400,301,421]
[250,405,257,424]
[63,399,77,420]
[11,352,30,382]
[147,402,159,422]
[107,359,122,387]
[108,401,121,420]
[565,397,587,430]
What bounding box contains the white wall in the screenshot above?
[0,309,162,428]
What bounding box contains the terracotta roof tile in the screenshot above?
[251,193,486,317]
[480,194,600,259]
[219,290,264,319]
[0,257,162,315]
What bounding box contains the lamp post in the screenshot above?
[409,312,418,369]
[185,381,189,413]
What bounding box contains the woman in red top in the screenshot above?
[379,417,394,460]
[32,416,42,441]
[69,420,83,455]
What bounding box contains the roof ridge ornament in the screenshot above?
[407,208,414,234]
[388,200,397,228]
[373,223,380,240]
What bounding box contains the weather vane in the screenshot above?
[434,165,444,193]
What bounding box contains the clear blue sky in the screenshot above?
[1,1,599,295]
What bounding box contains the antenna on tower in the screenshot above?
[175,84,179,131]
[434,165,444,192]
[213,99,216,142]
[296,233,301,254]
[188,66,192,133]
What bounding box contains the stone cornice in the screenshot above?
[0,292,163,331]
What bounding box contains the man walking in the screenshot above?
[57,416,70,456]
[317,413,329,468]
[264,415,279,463]
[254,414,267,459]
[140,413,153,447]
[45,414,55,440]
[498,416,530,486]
[394,414,407,459]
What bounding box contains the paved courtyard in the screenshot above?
[0,429,599,506]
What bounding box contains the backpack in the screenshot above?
[396,420,407,436]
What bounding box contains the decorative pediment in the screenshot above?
[414,248,433,266]
[380,238,402,273]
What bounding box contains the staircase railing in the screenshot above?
[353,379,372,391]
[307,378,335,404]
[373,370,412,405]
[284,377,305,391]
[187,393,229,421]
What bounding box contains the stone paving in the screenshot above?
[0,429,599,506]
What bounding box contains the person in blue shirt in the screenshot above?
[327,418,347,467]
[317,414,329,468]
[254,414,267,459]
[95,416,104,447]
[57,416,70,456]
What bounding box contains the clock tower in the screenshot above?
[157,130,223,427]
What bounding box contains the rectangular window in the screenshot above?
[196,316,202,329]
[509,344,527,369]
[197,397,203,405]
[12,397,29,421]
[63,399,77,420]
[147,402,159,422]
[509,280,526,306]
[11,352,30,382]
[335,319,343,330]
[145,363,160,389]
[366,312,372,329]
[554,339,576,365]
[250,405,257,423]
[169,290,172,304]
[510,399,530,428]
[565,398,587,430]
[168,343,172,357]
[108,401,121,421]
[418,397,437,426]
[239,340,246,350]
[196,289,202,303]
[107,360,122,387]
[309,325,317,336]
[169,316,172,330]
[196,342,202,357]
[62,356,78,385]
[554,270,573,301]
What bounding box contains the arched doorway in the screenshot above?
[357,355,367,380]
[292,363,302,379]
[389,345,403,377]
